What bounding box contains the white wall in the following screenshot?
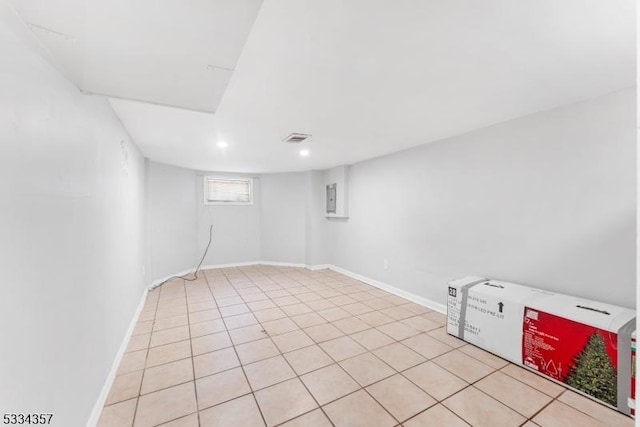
[305,170,328,266]
[196,172,261,265]
[326,89,636,308]
[147,168,315,277]
[260,172,307,264]
[0,3,147,426]
[148,162,198,280]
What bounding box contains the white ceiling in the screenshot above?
[10,0,263,112]
[15,0,637,173]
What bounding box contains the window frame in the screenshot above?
[203,176,254,206]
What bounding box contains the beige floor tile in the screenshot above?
[244,355,296,390]
[367,374,436,422]
[235,338,280,364]
[291,312,327,328]
[279,409,332,427]
[341,302,374,316]
[153,315,189,332]
[433,350,495,382]
[272,329,314,353]
[284,345,334,375]
[457,344,509,369]
[134,382,197,427]
[557,390,633,426]
[216,296,244,307]
[380,306,415,320]
[199,394,265,427]
[220,304,250,317]
[117,350,147,375]
[358,311,395,327]
[373,342,426,371]
[156,305,188,319]
[98,398,137,427]
[403,404,470,427]
[191,331,232,355]
[273,295,301,306]
[187,301,217,313]
[323,389,396,427]
[254,378,318,426]
[157,413,198,426]
[224,313,259,330]
[404,361,468,401]
[105,370,143,405]
[400,315,441,332]
[401,303,432,315]
[141,358,194,395]
[281,303,313,316]
[476,371,552,417]
[193,347,240,378]
[228,324,268,345]
[146,340,192,368]
[307,299,337,311]
[332,316,370,334]
[304,323,344,342]
[377,321,420,340]
[105,268,632,427]
[266,289,291,298]
[423,311,447,325]
[351,328,395,350]
[133,321,153,336]
[401,333,453,359]
[196,367,251,410]
[150,326,190,348]
[339,352,395,386]
[320,336,367,361]
[300,364,360,405]
[533,401,605,427]
[427,327,466,348]
[500,364,565,397]
[443,386,525,427]
[327,295,357,306]
[261,318,299,336]
[126,334,151,353]
[247,299,276,311]
[254,307,287,322]
[190,319,226,338]
[318,307,351,322]
[364,298,395,310]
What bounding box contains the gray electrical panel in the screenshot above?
[326,183,337,214]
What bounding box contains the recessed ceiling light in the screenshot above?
[217,141,228,148]
[299,149,310,157]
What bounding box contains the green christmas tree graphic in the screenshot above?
[565,332,617,406]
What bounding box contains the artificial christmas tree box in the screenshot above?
[447,276,635,415]
[446,276,539,364]
[522,297,635,414]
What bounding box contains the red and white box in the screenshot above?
[447,276,636,415]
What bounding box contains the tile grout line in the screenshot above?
[210,269,270,427]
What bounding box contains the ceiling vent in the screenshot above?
[282,133,311,144]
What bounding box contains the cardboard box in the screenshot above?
[447,276,635,415]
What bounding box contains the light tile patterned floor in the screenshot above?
[97,266,634,427]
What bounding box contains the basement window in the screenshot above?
[204,177,253,205]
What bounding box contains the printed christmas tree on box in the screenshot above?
[566,333,617,406]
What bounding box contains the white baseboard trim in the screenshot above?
[150,261,445,314]
[86,287,149,427]
[328,265,447,314]
[149,268,195,289]
[307,264,331,271]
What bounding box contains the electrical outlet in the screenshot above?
[383,259,389,270]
